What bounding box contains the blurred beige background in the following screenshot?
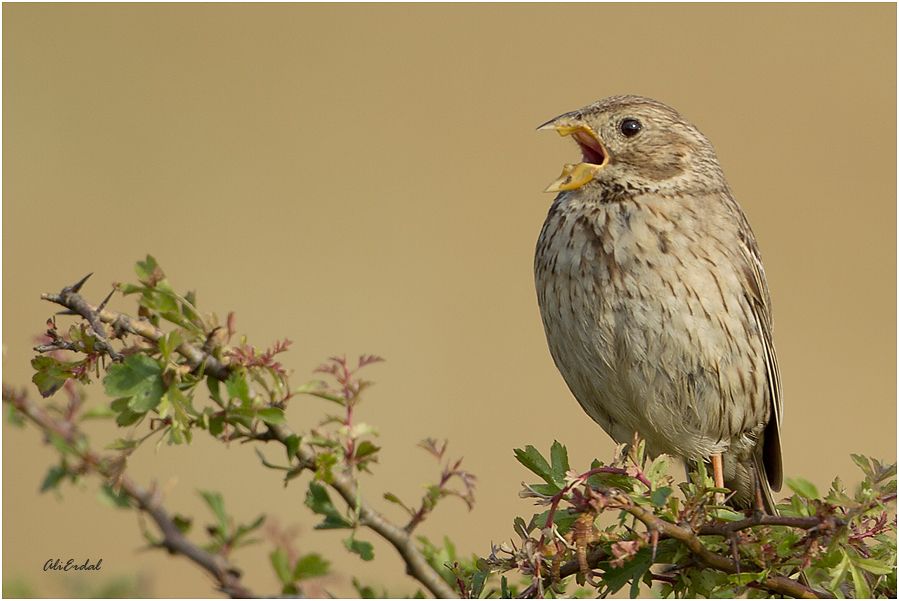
[3,3,895,598]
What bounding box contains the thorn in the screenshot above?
[68,272,93,293]
[55,309,79,316]
[97,287,116,312]
[650,528,659,563]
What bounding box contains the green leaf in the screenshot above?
[40,465,67,493]
[158,330,183,362]
[103,355,164,412]
[530,508,578,535]
[383,492,413,514]
[209,414,225,436]
[115,407,143,427]
[225,371,251,406]
[852,556,894,575]
[98,484,132,508]
[849,557,872,598]
[207,376,223,406]
[31,356,77,398]
[786,477,819,499]
[135,254,164,284]
[526,482,562,496]
[344,536,374,561]
[293,553,330,580]
[727,571,767,586]
[354,440,380,463]
[550,440,570,487]
[305,482,352,529]
[513,445,556,487]
[6,403,26,427]
[470,570,488,599]
[270,547,292,585]
[600,547,654,595]
[173,514,192,534]
[199,490,229,534]
[80,406,115,420]
[651,486,673,508]
[106,438,139,451]
[285,434,300,461]
[257,407,286,425]
[851,454,874,477]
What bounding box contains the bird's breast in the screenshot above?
[534,191,769,459]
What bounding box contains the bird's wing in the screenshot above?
[735,216,783,492]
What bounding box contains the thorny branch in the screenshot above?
[613,492,831,599]
[520,481,837,600]
[2,385,254,599]
[24,274,458,599]
[39,273,229,380]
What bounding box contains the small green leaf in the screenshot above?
[103,355,164,412]
[6,403,25,427]
[31,356,77,398]
[727,572,767,586]
[98,484,132,508]
[115,408,143,427]
[135,254,164,284]
[850,454,874,477]
[513,445,555,487]
[270,547,292,585]
[158,330,183,362]
[209,414,225,436]
[786,477,819,499]
[207,377,223,406]
[199,490,229,534]
[305,482,352,529]
[173,514,192,534]
[225,371,251,406]
[106,438,139,451]
[285,434,300,461]
[257,407,286,425]
[849,558,872,598]
[80,406,115,420]
[470,570,488,599]
[550,440,570,487]
[344,536,374,561]
[530,508,578,535]
[40,465,67,493]
[354,440,380,463]
[383,492,413,514]
[651,486,673,508]
[293,553,330,580]
[852,555,894,575]
[600,547,654,596]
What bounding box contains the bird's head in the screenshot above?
[539,96,726,196]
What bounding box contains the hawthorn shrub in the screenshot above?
[4,257,895,598]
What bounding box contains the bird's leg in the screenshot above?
[753,471,767,516]
[710,453,725,504]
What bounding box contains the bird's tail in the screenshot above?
[753,454,779,515]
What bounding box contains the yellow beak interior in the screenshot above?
[542,123,609,193]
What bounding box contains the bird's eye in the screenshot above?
[619,118,642,138]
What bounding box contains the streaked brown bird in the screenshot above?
[534,95,782,510]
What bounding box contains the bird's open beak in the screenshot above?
[538,119,609,193]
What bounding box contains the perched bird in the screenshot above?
[534,96,782,511]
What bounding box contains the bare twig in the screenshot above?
[3,387,254,598]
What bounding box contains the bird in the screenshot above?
[534,95,782,511]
